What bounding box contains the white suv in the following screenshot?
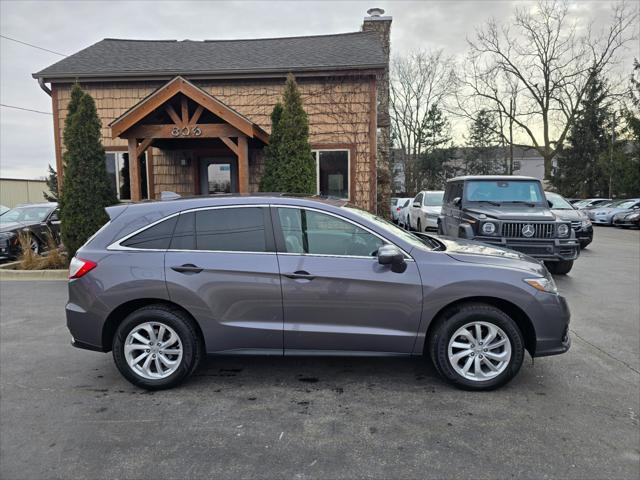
[408,191,444,232]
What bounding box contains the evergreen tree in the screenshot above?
[259,102,284,191]
[259,74,315,194]
[464,109,503,175]
[552,72,611,197]
[416,104,452,189]
[43,164,59,202]
[59,84,117,261]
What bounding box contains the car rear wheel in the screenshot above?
[406,215,411,230]
[30,236,40,255]
[113,305,203,390]
[545,260,573,275]
[417,219,422,232]
[428,303,525,390]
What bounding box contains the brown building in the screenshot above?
[33,9,392,212]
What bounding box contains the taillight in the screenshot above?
[396,207,401,211]
[69,257,97,279]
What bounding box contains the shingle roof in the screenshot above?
[33,32,385,80]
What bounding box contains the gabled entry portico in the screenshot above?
[109,76,269,200]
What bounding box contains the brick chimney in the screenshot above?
[362,8,392,214]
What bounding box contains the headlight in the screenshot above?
[524,277,558,294]
[481,222,496,235]
[557,224,569,237]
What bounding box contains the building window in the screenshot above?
[105,152,149,200]
[311,149,350,199]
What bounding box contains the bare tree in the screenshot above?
[456,0,637,180]
[390,50,455,194]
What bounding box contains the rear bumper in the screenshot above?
[66,300,107,352]
[533,294,571,357]
[474,236,580,262]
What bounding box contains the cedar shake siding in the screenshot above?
[52,77,377,209]
[36,15,392,212]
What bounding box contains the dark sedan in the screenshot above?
[0,203,60,260]
[545,192,593,249]
[612,209,640,228]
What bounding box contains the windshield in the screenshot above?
[465,180,544,205]
[545,192,573,210]
[0,206,51,223]
[344,206,437,251]
[424,191,444,206]
[613,200,638,209]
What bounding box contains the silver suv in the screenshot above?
[66,195,570,390]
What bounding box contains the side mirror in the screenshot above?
[413,201,421,208]
[453,197,461,208]
[377,245,407,273]
[547,200,553,208]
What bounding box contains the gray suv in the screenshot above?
[66,195,570,391]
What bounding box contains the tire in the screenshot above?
[30,236,40,255]
[406,216,411,230]
[112,305,203,390]
[417,219,422,233]
[437,221,444,236]
[579,240,591,249]
[427,303,525,391]
[545,260,574,275]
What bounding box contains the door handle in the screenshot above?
[284,270,315,280]
[171,264,203,274]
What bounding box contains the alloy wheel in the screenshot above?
[447,321,512,381]
[124,322,183,380]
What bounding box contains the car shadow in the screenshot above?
[186,355,446,391]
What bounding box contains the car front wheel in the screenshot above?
[545,260,573,275]
[113,305,203,390]
[428,303,525,390]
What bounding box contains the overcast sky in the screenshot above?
[0,0,637,179]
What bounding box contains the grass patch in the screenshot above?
[16,231,67,270]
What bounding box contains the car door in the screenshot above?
[273,206,423,354]
[164,205,284,354]
[410,193,423,229]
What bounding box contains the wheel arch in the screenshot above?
[102,298,205,353]
[424,296,537,356]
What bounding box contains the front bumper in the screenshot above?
[613,218,639,227]
[533,294,571,357]
[591,214,613,224]
[574,226,593,244]
[473,236,580,262]
[424,215,438,230]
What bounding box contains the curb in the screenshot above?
[0,269,68,281]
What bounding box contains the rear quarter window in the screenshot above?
[120,216,178,249]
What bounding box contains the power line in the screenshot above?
[0,34,67,57]
[0,104,52,115]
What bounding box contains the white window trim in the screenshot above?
[312,149,350,201]
[106,151,151,201]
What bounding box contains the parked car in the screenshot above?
[545,192,593,249]
[612,209,640,228]
[0,205,9,216]
[0,202,60,260]
[66,195,570,391]
[438,176,579,275]
[573,198,612,210]
[588,199,640,225]
[407,190,444,232]
[390,197,411,223]
[397,198,412,229]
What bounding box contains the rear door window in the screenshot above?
[194,207,267,252]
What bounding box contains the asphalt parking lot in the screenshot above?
[1,226,638,479]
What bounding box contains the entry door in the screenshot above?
[200,158,238,194]
[165,206,283,354]
[273,207,423,354]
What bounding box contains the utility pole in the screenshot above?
[509,98,514,175]
[609,112,615,198]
